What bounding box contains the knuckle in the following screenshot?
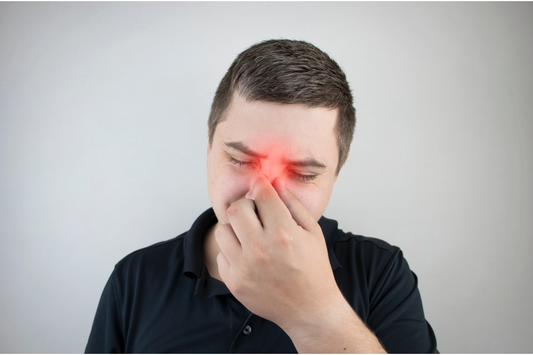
[215,224,224,236]
[214,224,230,241]
[214,227,222,241]
[244,198,255,210]
[275,229,292,247]
[226,203,240,218]
[227,199,252,218]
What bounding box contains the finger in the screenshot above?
[272,178,318,232]
[214,223,242,267]
[250,176,292,229]
[216,251,231,282]
[226,198,262,246]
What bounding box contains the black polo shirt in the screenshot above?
[85,208,438,353]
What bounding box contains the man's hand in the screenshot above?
[215,176,386,353]
[216,176,338,328]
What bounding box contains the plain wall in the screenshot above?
[1,2,532,353]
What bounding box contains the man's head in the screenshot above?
[208,39,355,175]
[206,39,355,224]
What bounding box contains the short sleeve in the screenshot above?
[85,271,125,353]
[367,249,438,353]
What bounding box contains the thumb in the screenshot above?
[272,178,317,232]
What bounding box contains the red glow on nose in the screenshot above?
[259,149,286,183]
[260,163,282,182]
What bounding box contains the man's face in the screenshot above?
[207,93,339,225]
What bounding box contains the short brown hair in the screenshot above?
[208,39,355,175]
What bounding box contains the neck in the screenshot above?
[203,222,223,281]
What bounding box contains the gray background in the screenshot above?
[1,2,532,353]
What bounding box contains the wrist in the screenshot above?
[281,292,350,344]
[282,293,386,353]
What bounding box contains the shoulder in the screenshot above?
[333,229,399,253]
[321,217,438,353]
[113,232,187,278]
[321,216,413,298]
[333,230,412,291]
[321,215,402,266]
[333,229,407,283]
[333,229,404,269]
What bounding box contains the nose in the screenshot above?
[245,159,284,199]
[260,159,284,184]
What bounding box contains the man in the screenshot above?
[86,39,438,353]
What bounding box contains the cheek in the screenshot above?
[285,184,327,221]
[210,167,253,211]
[222,173,250,203]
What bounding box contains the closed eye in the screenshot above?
[230,156,318,182]
[289,171,317,182]
[229,156,254,168]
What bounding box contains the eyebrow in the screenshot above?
[285,158,326,170]
[224,141,326,170]
[225,141,268,159]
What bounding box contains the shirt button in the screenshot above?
[243,325,252,335]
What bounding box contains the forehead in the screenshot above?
[215,94,338,160]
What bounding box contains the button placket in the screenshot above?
[229,311,255,352]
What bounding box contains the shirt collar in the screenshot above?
[183,208,341,298]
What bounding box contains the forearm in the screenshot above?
[284,295,387,354]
